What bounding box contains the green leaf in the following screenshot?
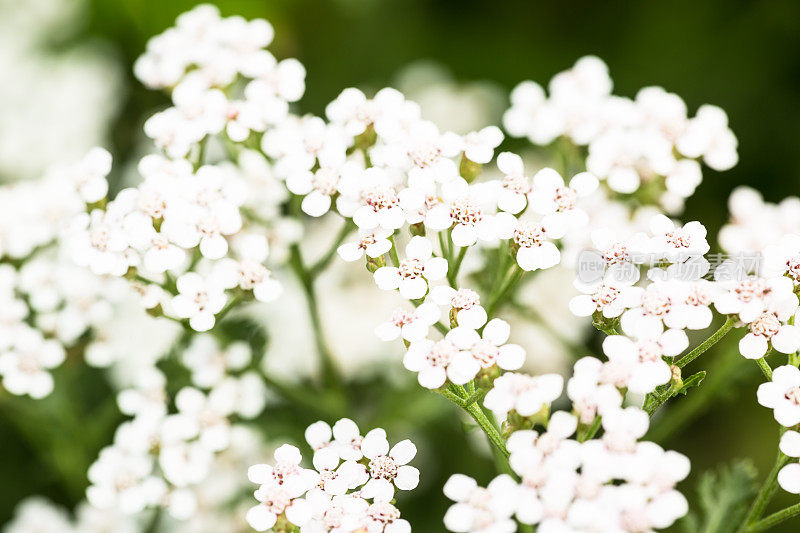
[677,371,707,396]
[682,460,758,533]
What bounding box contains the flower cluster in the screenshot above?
[444,408,689,532]
[246,419,417,532]
[504,56,738,212]
[23,3,800,533]
[86,341,268,519]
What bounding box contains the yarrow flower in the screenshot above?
[373,236,448,300]
[247,421,418,531]
[757,365,800,427]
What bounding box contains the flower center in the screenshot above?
[364,187,398,212]
[312,167,340,196]
[665,229,691,248]
[786,256,800,283]
[368,455,398,480]
[686,285,711,306]
[592,285,619,309]
[391,309,415,327]
[734,278,769,302]
[426,340,458,367]
[554,186,577,211]
[260,486,291,514]
[451,288,480,310]
[514,222,546,248]
[786,387,800,405]
[750,313,781,339]
[637,340,662,362]
[450,198,483,226]
[502,174,530,195]
[641,290,671,317]
[238,260,267,289]
[398,258,424,280]
[471,339,499,367]
[408,143,441,168]
[602,243,628,265]
[366,502,401,524]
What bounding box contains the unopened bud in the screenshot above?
[459,154,482,183]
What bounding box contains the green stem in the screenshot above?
[757,357,773,380]
[486,267,525,318]
[462,388,487,407]
[448,246,468,288]
[144,508,162,533]
[215,294,242,323]
[675,316,737,368]
[739,444,790,531]
[464,402,509,458]
[310,219,356,276]
[438,231,451,262]
[388,234,400,267]
[578,416,602,442]
[262,373,345,418]
[289,244,343,389]
[747,503,800,532]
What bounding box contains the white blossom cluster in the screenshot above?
[245,419,418,532]
[85,345,268,520]
[4,497,140,533]
[14,3,800,532]
[67,152,285,332]
[504,56,738,212]
[0,150,129,399]
[444,409,689,533]
[718,186,800,255]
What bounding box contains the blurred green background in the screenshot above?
[4,0,800,530]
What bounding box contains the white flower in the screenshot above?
[567,357,624,424]
[403,338,463,389]
[645,214,710,261]
[600,331,687,395]
[496,152,532,214]
[337,228,393,262]
[0,328,65,399]
[503,80,565,145]
[373,236,448,300]
[117,368,167,419]
[357,501,411,533]
[287,158,362,218]
[375,303,441,343]
[778,431,800,494]
[529,168,597,238]
[484,372,564,419]
[461,126,503,164]
[757,365,800,427]
[246,485,312,531]
[359,429,420,501]
[442,474,518,533]
[171,272,228,332]
[620,282,676,339]
[250,444,316,487]
[569,278,641,319]
[183,335,251,387]
[175,386,235,451]
[495,215,561,272]
[425,180,500,247]
[86,446,164,514]
[303,491,368,532]
[762,233,800,285]
[739,310,800,359]
[67,147,112,203]
[430,286,487,329]
[447,318,527,379]
[351,180,406,232]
